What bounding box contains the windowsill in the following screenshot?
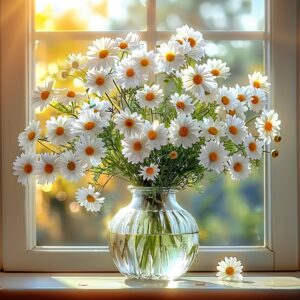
[0,272,300,299]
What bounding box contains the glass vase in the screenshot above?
[108,186,199,280]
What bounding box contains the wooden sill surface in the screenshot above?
[0,272,300,299]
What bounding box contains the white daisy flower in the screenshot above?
[139,164,160,181]
[13,153,38,185]
[83,99,112,126]
[205,59,231,79]
[198,140,228,173]
[71,110,104,137]
[56,88,86,105]
[136,84,163,109]
[217,86,238,111]
[75,135,106,167]
[235,84,252,104]
[85,67,114,96]
[170,93,195,114]
[116,58,143,89]
[86,37,117,69]
[75,185,105,212]
[217,257,243,282]
[228,154,251,181]
[132,49,157,77]
[248,71,270,91]
[114,109,144,137]
[169,114,201,149]
[157,40,185,74]
[199,117,225,141]
[174,25,206,61]
[227,102,248,120]
[248,88,267,112]
[36,153,61,185]
[144,121,168,150]
[121,136,151,164]
[202,88,219,104]
[244,134,264,160]
[65,53,87,70]
[46,116,73,145]
[116,32,140,52]
[255,109,281,144]
[225,115,248,145]
[60,151,86,182]
[182,64,218,99]
[18,120,41,151]
[32,80,56,110]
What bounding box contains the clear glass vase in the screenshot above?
[108,186,199,280]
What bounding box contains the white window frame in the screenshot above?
[1,0,298,271]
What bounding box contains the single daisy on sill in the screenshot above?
[75,135,106,167]
[139,164,160,181]
[83,99,112,126]
[85,67,114,96]
[143,121,168,150]
[235,84,252,104]
[114,109,144,137]
[217,86,239,111]
[71,110,104,137]
[116,58,143,89]
[248,88,267,112]
[121,136,151,164]
[60,151,86,182]
[182,64,218,99]
[32,80,56,111]
[75,185,105,212]
[86,37,117,69]
[18,120,41,152]
[136,84,163,109]
[198,140,228,173]
[157,40,185,74]
[13,153,38,185]
[65,53,87,70]
[115,32,140,52]
[199,117,225,142]
[170,93,195,114]
[169,114,201,149]
[174,25,206,61]
[36,153,61,185]
[56,88,86,105]
[216,257,243,282]
[228,154,251,181]
[46,116,73,146]
[244,134,264,160]
[132,49,157,77]
[225,115,248,145]
[255,109,281,144]
[248,71,270,91]
[205,58,231,79]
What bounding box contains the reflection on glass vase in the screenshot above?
[109,186,199,280]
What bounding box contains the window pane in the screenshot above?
[35,39,264,246]
[35,0,146,31]
[157,0,264,31]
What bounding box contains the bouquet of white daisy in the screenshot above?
[13,25,281,213]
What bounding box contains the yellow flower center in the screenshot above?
[234,162,243,172]
[179,126,189,137]
[146,167,155,175]
[253,80,261,88]
[208,127,218,135]
[229,125,238,135]
[193,74,203,85]
[176,101,186,110]
[133,141,142,151]
[124,118,134,127]
[23,164,33,174]
[211,69,220,76]
[209,152,218,162]
[264,121,273,132]
[98,49,109,59]
[55,126,65,136]
[221,96,230,105]
[169,151,178,159]
[67,90,76,98]
[71,61,79,69]
[147,130,157,140]
[237,94,245,102]
[251,96,259,104]
[165,52,175,62]
[145,92,155,101]
[87,194,95,203]
[27,131,36,141]
[249,142,257,152]
[119,42,128,49]
[188,37,196,47]
[96,76,105,86]
[228,109,236,116]
[85,146,95,156]
[41,90,50,100]
[140,58,149,67]
[67,161,76,171]
[126,68,135,77]
[225,266,235,276]
[44,163,54,174]
[84,121,95,130]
